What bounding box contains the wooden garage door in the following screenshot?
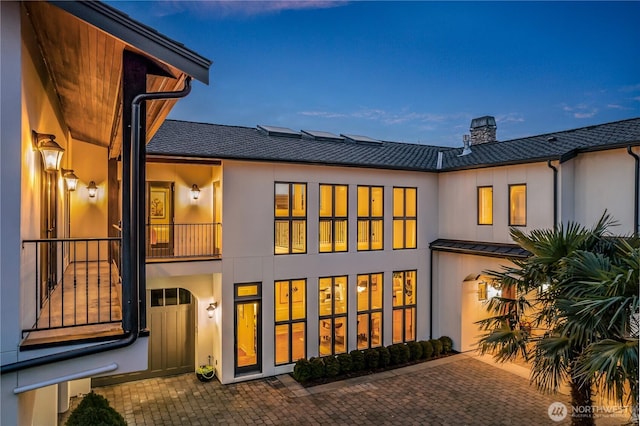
[93,288,194,386]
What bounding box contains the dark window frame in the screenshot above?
[357,185,384,251]
[274,182,307,255]
[393,186,417,250]
[318,275,348,356]
[356,272,384,350]
[319,183,348,253]
[274,279,307,365]
[508,183,527,227]
[392,270,417,343]
[477,185,494,226]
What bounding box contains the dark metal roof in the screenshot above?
[148,118,640,172]
[51,1,212,84]
[429,239,531,259]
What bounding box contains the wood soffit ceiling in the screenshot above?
[25,2,187,159]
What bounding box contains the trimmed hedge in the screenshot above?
[66,392,125,426]
[292,336,454,383]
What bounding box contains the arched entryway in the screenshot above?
[460,274,501,352]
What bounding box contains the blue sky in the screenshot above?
[107,1,640,147]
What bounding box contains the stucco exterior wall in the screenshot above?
[217,160,439,383]
[437,162,555,243]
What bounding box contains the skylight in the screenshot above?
[257,125,301,138]
[341,134,382,145]
[301,130,344,142]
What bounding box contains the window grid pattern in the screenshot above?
[392,271,417,343]
[274,182,307,254]
[274,279,306,365]
[318,276,348,356]
[357,273,383,350]
[319,184,348,253]
[393,187,417,249]
[357,186,384,251]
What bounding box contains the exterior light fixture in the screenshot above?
[33,131,64,172]
[207,302,218,318]
[61,169,79,191]
[87,181,98,198]
[191,184,201,200]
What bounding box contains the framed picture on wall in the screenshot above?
[150,190,166,219]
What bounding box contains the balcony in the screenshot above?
[20,237,124,349]
[146,222,221,261]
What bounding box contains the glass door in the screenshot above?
[234,283,261,375]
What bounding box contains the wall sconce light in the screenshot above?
[87,181,98,198]
[33,131,64,172]
[207,302,218,318]
[191,184,201,200]
[61,169,79,191]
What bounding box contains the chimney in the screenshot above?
[469,116,496,145]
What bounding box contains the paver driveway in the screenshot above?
[61,354,632,425]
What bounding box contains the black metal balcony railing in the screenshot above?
[146,222,221,259]
[21,237,123,338]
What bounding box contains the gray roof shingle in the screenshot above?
[147,118,640,172]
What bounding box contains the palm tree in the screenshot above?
[476,213,639,426]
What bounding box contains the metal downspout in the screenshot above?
[547,160,558,227]
[628,146,639,236]
[429,249,433,340]
[1,77,192,375]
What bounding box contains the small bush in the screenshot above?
[408,341,423,361]
[439,336,453,353]
[323,356,340,377]
[398,343,410,364]
[430,339,443,357]
[337,353,352,374]
[420,340,434,359]
[388,344,401,365]
[377,346,391,367]
[292,358,312,382]
[309,357,325,380]
[364,348,380,369]
[66,391,125,426]
[350,349,365,371]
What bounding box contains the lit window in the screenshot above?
[477,186,493,225]
[393,187,417,249]
[509,184,527,226]
[357,186,383,251]
[392,271,416,343]
[318,276,348,356]
[275,279,306,365]
[357,273,383,350]
[275,182,306,254]
[319,184,348,253]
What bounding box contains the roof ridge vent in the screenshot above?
[340,133,382,146]
[458,134,472,156]
[257,125,301,138]
[547,136,558,142]
[301,130,344,142]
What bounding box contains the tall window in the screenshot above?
[357,273,383,350]
[357,186,383,251]
[275,182,306,254]
[274,279,306,365]
[477,186,493,225]
[392,271,416,343]
[319,184,348,253]
[318,276,347,356]
[509,184,527,226]
[393,187,417,249]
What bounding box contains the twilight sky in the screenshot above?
[106,1,640,147]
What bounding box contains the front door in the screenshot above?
[235,283,262,375]
[147,182,174,257]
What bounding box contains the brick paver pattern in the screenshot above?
[61,356,632,425]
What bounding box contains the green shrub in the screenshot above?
[292,358,312,382]
[66,391,125,426]
[439,336,453,353]
[430,339,443,357]
[337,353,352,374]
[323,356,340,377]
[420,340,434,359]
[309,357,325,380]
[388,344,401,365]
[398,343,410,364]
[408,341,423,361]
[377,346,391,367]
[350,349,365,371]
[364,348,380,369]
